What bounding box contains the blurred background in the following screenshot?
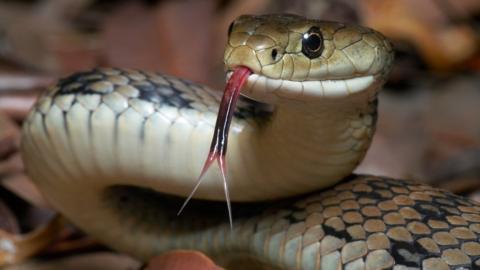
[0,0,479,269]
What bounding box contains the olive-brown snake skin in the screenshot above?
[20,14,480,269]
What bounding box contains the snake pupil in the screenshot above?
[301,26,323,59]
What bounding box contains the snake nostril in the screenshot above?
[227,21,234,37]
[271,49,278,61]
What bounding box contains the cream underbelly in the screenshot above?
[22,91,371,203]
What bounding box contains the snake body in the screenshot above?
[20,14,480,269]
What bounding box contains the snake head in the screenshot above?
[224,14,394,104]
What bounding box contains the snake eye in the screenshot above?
[302,27,323,59]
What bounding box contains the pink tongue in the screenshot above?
[207,66,252,161]
[178,67,252,228]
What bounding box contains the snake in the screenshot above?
[19,14,480,269]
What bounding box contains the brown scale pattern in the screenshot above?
[259,175,480,269]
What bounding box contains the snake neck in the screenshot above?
[234,90,378,199]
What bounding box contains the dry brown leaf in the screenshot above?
[0,74,52,92]
[0,112,49,208]
[101,0,217,84]
[0,197,19,234]
[0,0,98,73]
[0,94,38,122]
[359,0,478,70]
[0,216,64,266]
[1,174,50,209]
[0,111,21,174]
[145,250,223,270]
[2,252,140,270]
[0,72,48,120]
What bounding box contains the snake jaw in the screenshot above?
[228,72,378,103]
[225,71,385,108]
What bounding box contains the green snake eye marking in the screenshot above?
[301,26,323,59]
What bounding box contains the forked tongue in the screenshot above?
[177,67,252,229]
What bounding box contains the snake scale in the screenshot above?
[20,14,480,269]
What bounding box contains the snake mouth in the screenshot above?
[227,71,376,101]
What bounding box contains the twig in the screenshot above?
[0,215,64,266]
[0,74,52,92]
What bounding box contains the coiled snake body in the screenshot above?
[20,14,480,269]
